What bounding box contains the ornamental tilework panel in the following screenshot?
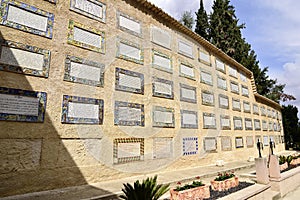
[64,55,104,87]
[61,95,104,124]
[67,20,105,53]
[0,0,54,38]
[183,137,198,155]
[115,67,144,94]
[0,87,47,122]
[116,38,144,65]
[113,138,144,164]
[0,39,51,77]
[152,77,173,99]
[114,101,144,126]
[70,0,106,23]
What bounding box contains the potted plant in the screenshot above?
[210,171,239,191]
[170,177,210,200]
[279,155,288,171]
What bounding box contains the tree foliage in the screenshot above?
[195,0,209,40]
[179,11,194,29]
[282,105,300,148]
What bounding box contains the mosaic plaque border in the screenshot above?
[152,106,175,128]
[181,110,198,129]
[220,115,231,130]
[0,0,54,38]
[179,60,195,80]
[201,90,214,107]
[152,49,172,73]
[116,38,144,65]
[61,95,103,124]
[203,112,216,129]
[180,83,197,103]
[219,94,229,109]
[152,77,173,99]
[115,67,144,94]
[221,136,232,151]
[67,20,105,53]
[114,101,144,126]
[235,137,244,149]
[0,39,50,77]
[233,116,243,130]
[113,138,144,164]
[0,87,47,122]
[64,55,104,87]
[70,0,106,23]
[117,11,142,37]
[204,137,217,152]
[244,118,253,130]
[183,137,198,155]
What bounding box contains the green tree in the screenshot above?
[179,11,194,29]
[195,0,209,40]
[282,105,299,149]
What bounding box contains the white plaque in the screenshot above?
[221,117,230,127]
[245,120,252,128]
[1,46,44,71]
[204,138,216,151]
[242,86,249,96]
[262,121,268,130]
[253,105,259,114]
[0,94,39,116]
[182,113,197,125]
[234,118,242,128]
[180,63,194,78]
[153,138,172,159]
[240,72,247,82]
[67,102,99,119]
[119,73,142,89]
[184,139,197,153]
[263,136,269,146]
[217,77,227,89]
[243,102,250,112]
[181,87,196,100]
[178,41,193,57]
[221,137,231,150]
[7,5,48,32]
[216,59,225,71]
[230,82,239,93]
[232,100,240,110]
[118,107,141,122]
[70,62,101,81]
[246,136,254,147]
[236,137,243,147]
[201,71,213,85]
[254,120,261,129]
[261,107,266,115]
[269,122,273,131]
[219,96,228,107]
[151,27,171,49]
[204,115,215,126]
[202,92,214,104]
[119,42,140,60]
[153,54,171,70]
[154,111,173,123]
[199,51,210,63]
[118,142,140,158]
[119,15,141,34]
[74,0,103,18]
[74,27,101,48]
[154,81,172,95]
[229,66,237,77]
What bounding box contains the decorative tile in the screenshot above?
[235,137,244,148]
[202,90,214,106]
[152,77,173,99]
[246,136,254,148]
[117,11,142,37]
[179,60,195,80]
[180,83,197,103]
[181,110,198,129]
[152,49,172,73]
[0,87,47,122]
[67,20,105,53]
[116,38,143,65]
[153,137,173,159]
[219,94,229,109]
[152,106,175,128]
[233,116,243,130]
[204,137,217,152]
[203,113,216,129]
[113,138,144,164]
[220,115,231,130]
[61,95,103,124]
[183,137,198,155]
[115,67,144,94]
[0,39,50,77]
[64,55,104,87]
[245,118,253,130]
[221,136,232,151]
[114,101,144,126]
[0,0,54,38]
[70,0,106,23]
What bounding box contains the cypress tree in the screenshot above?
[195,0,209,40]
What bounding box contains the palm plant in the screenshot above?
[120,175,170,200]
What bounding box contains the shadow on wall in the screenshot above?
[0,31,113,198]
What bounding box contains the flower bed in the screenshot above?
[280,162,288,171]
[211,171,239,192]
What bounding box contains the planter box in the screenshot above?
[211,176,239,191]
[170,185,210,200]
[290,158,300,166]
[280,162,288,171]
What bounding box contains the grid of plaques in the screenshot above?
[113,138,144,164]
[183,137,198,155]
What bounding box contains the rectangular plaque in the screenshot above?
[115,67,144,94]
[0,0,54,38]
[230,81,239,94]
[117,38,143,64]
[70,0,106,22]
[64,55,104,87]
[179,62,195,80]
[152,77,173,99]
[233,117,243,130]
[245,118,253,130]
[272,110,276,119]
[118,12,141,37]
[0,87,46,122]
[275,135,280,144]
[240,72,247,82]
[61,95,103,124]
[216,59,225,72]
[235,137,244,148]
[114,101,144,126]
[152,50,172,73]
[217,77,227,90]
[0,40,50,77]
[153,106,174,128]
[200,71,213,86]
[255,135,262,144]
[178,40,193,58]
[267,109,272,117]
[219,94,229,109]
[253,104,259,115]
[181,110,198,129]
[113,138,144,164]
[254,119,261,130]
[151,26,171,49]
[269,121,273,131]
[241,85,249,97]
[67,20,105,53]
[199,50,210,65]
[221,136,232,151]
[263,136,269,146]
[260,106,266,116]
[262,120,268,131]
[204,137,217,152]
[180,84,196,103]
[202,90,214,106]
[220,115,231,130]
[273,123,277,131]
[203,113,216,129]
[183,137,198,155]
[229,66,237,78]
[243,101,251,113]
[153,138,173,159]
[232,98,241,111]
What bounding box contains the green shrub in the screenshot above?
[286,155,293,165]
[279,155,286,165]
[214,171,235,181]
[174,180,205,191]
[120,175,170,200]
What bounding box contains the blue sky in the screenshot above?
[148,0,300,117]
